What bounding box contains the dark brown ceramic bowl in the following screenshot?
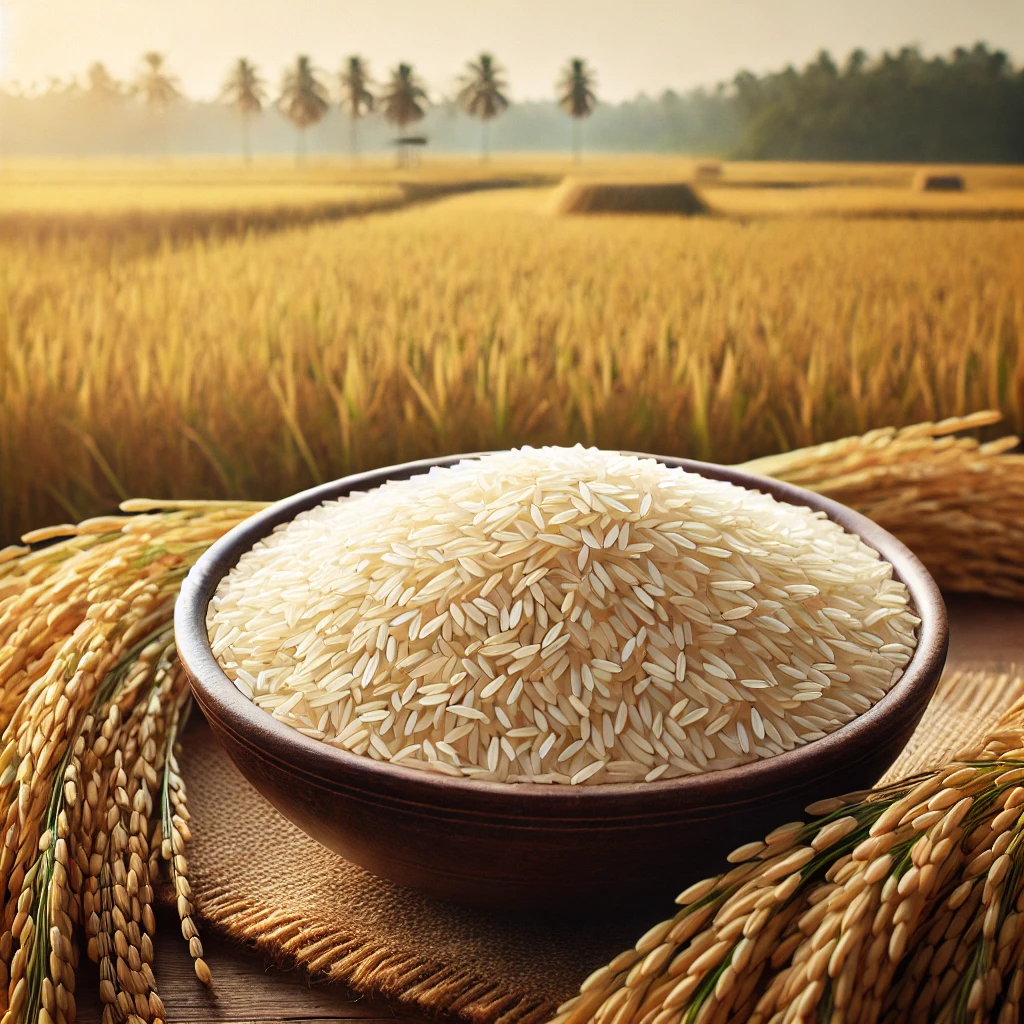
[175,454,948,913]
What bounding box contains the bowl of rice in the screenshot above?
[175,449,947,911]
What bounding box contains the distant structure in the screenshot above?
[913,170,966,192]
[694,160,723,181]
[392,135,428,167]
[550,178,708,216]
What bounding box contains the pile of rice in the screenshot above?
[207,448,919,785]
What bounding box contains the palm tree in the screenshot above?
[557,58,597,161]
[279,56,330,160]
[222,58,266,163]
[380,63,428,166]
[136,53,179,155]
[338,56,375,160]
[85,62,121,100]
[136,52,179,112]
[456,53,510,161]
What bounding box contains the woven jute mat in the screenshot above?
[179,663,1024,1024]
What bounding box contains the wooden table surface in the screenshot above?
[76,595,1024,1024]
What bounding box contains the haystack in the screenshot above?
[693,160,723,181]
[550,178,708,216]
[913,169,966,192]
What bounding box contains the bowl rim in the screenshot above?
[174,452,948,810]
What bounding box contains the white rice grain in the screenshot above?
[208,447,919,785]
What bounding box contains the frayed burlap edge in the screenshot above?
[189,891,558,1024]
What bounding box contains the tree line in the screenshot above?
[732,43,1024,163]
[29,51,598,162]
[1,42,1020,162]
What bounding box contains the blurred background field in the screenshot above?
[1,155,1022,545]
[3,154,1024,207]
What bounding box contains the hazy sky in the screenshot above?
[1,0,1022,101]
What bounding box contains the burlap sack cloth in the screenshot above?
[179,664,1023,1024]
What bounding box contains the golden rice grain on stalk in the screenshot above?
[5,176,1023,548]
[0,506,252,1021]
[555,690,1024,1024]
[743,413,1024,601]
[4,128,1024,539]
[0,415,1022,1018]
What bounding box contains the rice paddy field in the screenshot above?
[1,155,1023,545]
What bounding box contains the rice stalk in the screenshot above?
[4,193,1022,546]
[742,411,1024,600]
[0,414,1019,1016]
[0,506,251,1022]
[550,715,1024,1024]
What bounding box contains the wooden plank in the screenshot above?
[76,596,1022,1022]
[945,594,1024,668]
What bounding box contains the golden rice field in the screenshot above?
[1,157,1023,544]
